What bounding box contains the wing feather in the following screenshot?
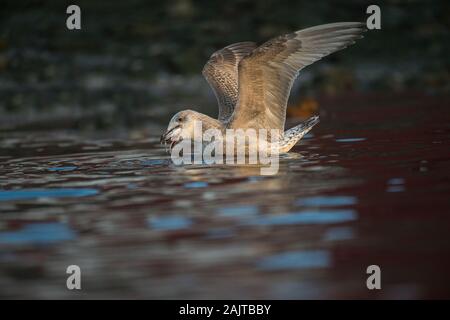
[202,42,257,122]
[230,22,366,136]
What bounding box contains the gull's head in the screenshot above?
[160,110,198,150]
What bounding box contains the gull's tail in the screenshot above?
[279,115,320,153]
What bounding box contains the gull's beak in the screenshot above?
[160,125,182,152]
[160,125,178,143]
[160,132,167,144]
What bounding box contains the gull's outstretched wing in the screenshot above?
[229,22,366,136]
[202,42,257,122]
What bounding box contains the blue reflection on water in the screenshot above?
[0,223,76,245]
[141,159,166,166]
[295,196,356,207]
[205,227,235,239]
[387,186,405,192]
[323,226,355,241]
[47,166,77,172]
[336,138,366,142]
[245,210,356,226]
[148,216,192,230]
[258,250,330,270]
[387,178,405,192]
[388,178,405,185]
[0,188,99,201]
[184,182,208,188]
[218,205,259,217]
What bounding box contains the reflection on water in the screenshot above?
[149,216,193,231]
[0,93,450,299]
[0,189,98,201]
[244,210,357,226]
[386,178,406,193]
[218,205,259,217]
[47,167,78,172]
[295,196,357,206]
[258,250,331,270]
[0,223,76,245]
[323,226,355,242]
[335,138,367,143]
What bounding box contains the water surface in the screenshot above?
[1,93,449,299]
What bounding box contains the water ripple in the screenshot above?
[0,188,99,201]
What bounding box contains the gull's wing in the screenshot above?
[202,42,257,122]
[229,22,366,136]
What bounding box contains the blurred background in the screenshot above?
[1,0,450,299]
[0,0,448,134]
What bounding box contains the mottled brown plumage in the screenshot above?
[202,42,256,122]
[162,22,366,153]
[229,22,366,137]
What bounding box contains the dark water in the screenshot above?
[1,92,449,299]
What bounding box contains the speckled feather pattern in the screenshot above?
[166,22,365,153]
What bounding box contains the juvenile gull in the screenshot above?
[161,22,366,153]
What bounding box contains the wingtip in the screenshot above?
[305,115,320,128]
